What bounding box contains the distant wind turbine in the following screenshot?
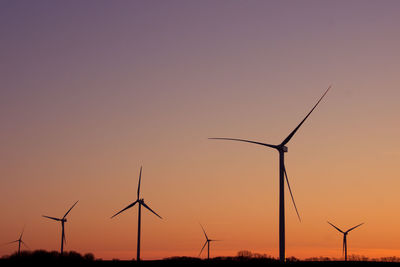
[42,200,79,255]
[328,221,364,261]
[5,227,29,256]
[199,224,220,260]
[209,86,331,262]
[111,166,162,262]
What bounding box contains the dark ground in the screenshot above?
[2,252,400,266]
[2,258,400,267]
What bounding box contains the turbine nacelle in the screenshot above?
[279,145,288,152]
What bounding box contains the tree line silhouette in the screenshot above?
[3,249,400,265]
[1,250,95,261]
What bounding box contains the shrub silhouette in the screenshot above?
[2,250,96,261]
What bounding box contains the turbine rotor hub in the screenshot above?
[279,145,288,152]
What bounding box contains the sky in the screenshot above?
[1,0,400,261]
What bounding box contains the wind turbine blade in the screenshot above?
[280,86,331,146]
[199,240,208,256]
[110,200,138,219]
[3,240,19,245]
[42,215,61,221]
[327,221,344,233]
[283,164,301,222]
[209,138,277,149]
[21,241,30,249]
[137,166,142,199]
[200,224,208,240]
[19,226,25,240]
[63,200,79,219]
[346,222,364,233]
[141,201,162,219]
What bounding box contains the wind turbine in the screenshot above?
[328,221,364,261]
[209,86,331,262]
[111,166,162,262]
[199,224,219,260]
[42,200,79,255]
[5,227,29,256]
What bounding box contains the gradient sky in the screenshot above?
[1,0,400,260]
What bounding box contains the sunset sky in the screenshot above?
[1,0,400,261]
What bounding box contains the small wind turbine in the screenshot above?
[111,166,162,262]
[42,200,79,255]
[5,227,29,256]
[199,224,219,260]
[209,86,331,262]
[328,221,364,261]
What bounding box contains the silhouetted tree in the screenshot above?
[286,256,299,262]
[237,250,253,258]
[83,253,95,261]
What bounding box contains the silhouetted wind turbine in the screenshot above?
[42,200,79,255]
[328,221,364,261]
[111,166,162,262]
[209,86,331,262]
[199,224,220,260]
[5,227,28,256]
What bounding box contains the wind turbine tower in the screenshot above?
[210,86,331,262]
[42,200,79,255]
[328,221,364,261]
[5,228,28,256]
[111,166,162,262]
[199,224,219,260]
